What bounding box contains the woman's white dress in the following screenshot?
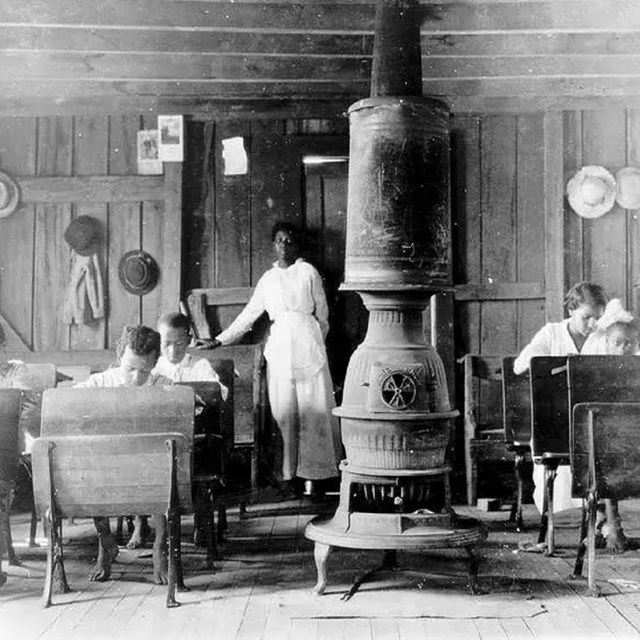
[216,258,341,480]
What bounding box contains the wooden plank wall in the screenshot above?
[452,114,546,358]
[454,108,640,359]
[0,115,176,352]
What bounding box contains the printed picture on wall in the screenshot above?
[136,129,163,175]
[158,115,184,162]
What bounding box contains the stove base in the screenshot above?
[305,513,487,596]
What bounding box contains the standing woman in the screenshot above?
[513,281,607,515]
[206,221,342,491]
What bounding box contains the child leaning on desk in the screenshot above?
[74,325,173,584]
[152,312,228,400]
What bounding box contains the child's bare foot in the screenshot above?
[153,544,168,585]
[126,516,150,549]
[90,537,119,582]
[605,528,629,554]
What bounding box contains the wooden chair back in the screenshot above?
[530,356,569,459]
[464,354,505,435]
[502,356,531,448]
[40,386,195,440]
[567,355,640,466]
[572,402,640,500]
[32,433,192,518]
[567,355,640,406]
[0,389,24,484]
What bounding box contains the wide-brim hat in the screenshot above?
[118,250,160,296]
[566,165,616,219]
[64,215,103,256]
[0,171,20,218]
[616,167,640,210]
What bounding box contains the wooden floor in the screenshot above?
[4,497,640,639]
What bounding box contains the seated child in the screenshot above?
[594,314,639,553]
[581,300,639,552]
[75,325,173,584]
[153,312,228,400]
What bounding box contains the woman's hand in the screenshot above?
[194,338,221,350]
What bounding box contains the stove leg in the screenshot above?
[382,549,397,570]
[312,542,331,595]
[465,547,485,595]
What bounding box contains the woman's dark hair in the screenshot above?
[564,281,607,312]
[271,220,301,243]
[116,325,161,360]
[158,312,191,335]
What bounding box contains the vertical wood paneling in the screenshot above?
[451,115,481,356]
[249,120,301,284]
[183,121,215,291]
[33,116,73,351]
[582,109,627,300]
[480,115,518,354]
[141,198,164,328]
[627,109,640,317]
[516,114,546,346]
[215,120,251,289]
[140,113,163,328]
[564,111,584,289]
[70,115,108,350]
[108,115,141,348]
[543,112,566,322]
[159,162,183,316]
[0,117,36,347]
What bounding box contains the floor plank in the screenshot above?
[3,502,640,639]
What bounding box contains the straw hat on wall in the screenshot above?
[566,166,616,219]
[616,167,640,210]
[0,171,20,218]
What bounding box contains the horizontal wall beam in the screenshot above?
[3,1,640,33]
[16,176,165,203]
[454,282,544,301]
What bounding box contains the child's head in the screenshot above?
[605,321,639,355]
[157,313,191,365]
[115,325,161,386]
[565,281,607,339]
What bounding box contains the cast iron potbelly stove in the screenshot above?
[304,0,486,597]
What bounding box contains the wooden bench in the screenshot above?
[530,356,570,555]
[571,402,640,595]
[501,356,531,531]
[32,386,195,608]
[176,372,233,565]
[0,390,24,568]
[463,355,512,506]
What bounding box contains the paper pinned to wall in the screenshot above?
[137,129,163,175]
[158,115,184,162]
[222,136,248,175]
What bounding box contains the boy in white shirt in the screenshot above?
[75,325,172,584]
[153,312,228,400]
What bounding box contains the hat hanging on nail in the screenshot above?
[616,167,640,210]
[64,215,103,256]
[118,250,160,296]
[0,171,20,218]
[566,165,616,219]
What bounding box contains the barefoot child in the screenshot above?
[75,325,173,583]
